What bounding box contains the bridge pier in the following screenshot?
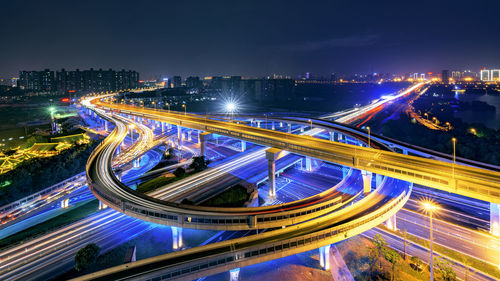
[491,203,500,236]
[304,157,312,172]
[329,131,334,142]
[187,130,192,142]
[375,174,384,187]
[161,122,165,133]
[361,171,373,195]
[319,245,331,271]
[241,140,246,152]
[104,120,108,131]
[177,125,182,148]
[60,198,69,209]
[257,121,261,128]
[229,268,240,281]
[98,201,107,210]
[172,227,183,250]
[271,121,275,130]
[199,132,212,157]
[133,158,140,168]
[300,126,304,132]
[266,148,281,199]
[129,128,134,142]
[385,215,397,231]
[287,123,292,133]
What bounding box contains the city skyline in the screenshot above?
[1,0,500,79]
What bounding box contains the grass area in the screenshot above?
[136,170,197,194]
[0,200,99,250]
[337,235,430,281]
[379,224,500,279]
[200,184,250,207]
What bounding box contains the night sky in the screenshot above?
[1,0,499,79]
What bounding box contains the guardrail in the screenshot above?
[0,172,86,216]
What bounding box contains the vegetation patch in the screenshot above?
[199,184,251,207]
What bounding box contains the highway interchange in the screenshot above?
[0,83,499,280]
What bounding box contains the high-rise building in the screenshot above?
[441,70,450,84]
[480,69,490,81]
[19,68,139,93]
[172,76,182,88]
[185,76,202,88]
[491,70,500,81]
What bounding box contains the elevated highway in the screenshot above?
[90,97,500,203]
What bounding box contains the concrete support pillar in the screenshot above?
[161,122,165,133]
[229,268,240,281]
[319,245,331,271]
[129,129,134,142]
[98,201,107,210]
[329,131,334,142]
[177,125,182,148]
[199,132,212,157]
[287,123,292,133]
[279,122,283,127]
[375,174,384,187]
[304,157,312,172]
[491,203,500,236]
[257,121,261,128]
[271,121,275,130]
[116,145,121,155]
[133,158,140,168]
[361,171,373,195]
[172,227,183,250]
[402,149,408,155]
[104,120,108,131]
[187,130,192,142]
[60,198,69,209]
[300,126,304,132]
[266,148,281,199]
[241,140,246,152]
[385,214,397,231]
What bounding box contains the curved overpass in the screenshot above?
[86,103,379,231]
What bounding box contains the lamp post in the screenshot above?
[49,107,56,134]
[422,201,438,281]
[182,104,186,115]
[308,119,312,130]
[152,101,156,110]
[424,112,428,120]
[366,126,371,148]
[166,103,170,113]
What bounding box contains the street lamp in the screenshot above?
[308,119,312,130]
[166,103,170,113]
[469,128,477,135]
[49,107,56,134]
[226,102,237,121]
[152,101,156,110]
[182,104,186,115]
[366,126,371,148]
[421,200,438,281]
[424,112,428,120]
[452,137,457,180]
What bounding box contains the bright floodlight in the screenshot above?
[226,102,236,112]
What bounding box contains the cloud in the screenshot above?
[281,34,380,52]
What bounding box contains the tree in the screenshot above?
[385,249,401,281]
[401,229,408,260]
[75,243,100,271]
[370,234,388,271]
[462,256,472,281]
[173,167,186,178]
[435,256,457,281]
[189,156,209,172]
